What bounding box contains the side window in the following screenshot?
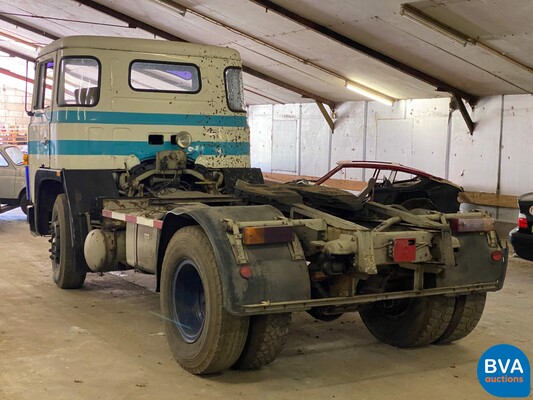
[129,61,200,93]
[34,60,54,110]
[4,146,23,165]
[58,57,100,106]
[0,153,8,167]
[225,67,245,112]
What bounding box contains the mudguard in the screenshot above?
[161,204,311,316]
[437,233,508,290]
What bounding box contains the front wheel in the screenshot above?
[50,194,86,289]
[160,226,249,375]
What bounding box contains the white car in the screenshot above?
[0,144,28,214]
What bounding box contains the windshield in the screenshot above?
[4,146,24,165]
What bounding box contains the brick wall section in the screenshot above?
[0,84,31,143]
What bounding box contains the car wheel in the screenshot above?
[19,190,28,215]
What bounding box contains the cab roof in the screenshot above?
[37,35,241,61]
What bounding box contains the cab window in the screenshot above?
[225,67,245,112]
[0,153,7,167]
[34,60,54,109]
[58,57,101,106]
[129,61,200,93]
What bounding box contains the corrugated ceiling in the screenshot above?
[0,0,531,107]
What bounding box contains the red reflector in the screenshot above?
[242,226,294,245]
[518,217,528,229]
[393,238,417,262]
[239,266,252,279]
[491,250,503,262]
[449,218,495,233]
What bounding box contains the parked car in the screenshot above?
[509,192,533,261]
[0,144,28,214]
[314,161,463,213]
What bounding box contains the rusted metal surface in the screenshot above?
[240,282,499,314]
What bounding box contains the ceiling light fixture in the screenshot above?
[345,82,395,106]
[150,0,187,16]
[400,4,533,75]
[400,4,473,47]
[0,31,39,52]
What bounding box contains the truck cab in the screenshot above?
[28,36,253,235]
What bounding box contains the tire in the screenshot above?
[50,194,86,289]
[434,292,487,344]
[233,313,291,370]
[360,295,455,347]
[160,226,249,375]
[19,190,28,215]
[307,308,343,322]
[401,198,437,211]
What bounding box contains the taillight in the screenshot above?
[491,250,503,262]
[242,226,295,245]
[518,213,528,229]
[449,218,495,233]
[239,266,252,279]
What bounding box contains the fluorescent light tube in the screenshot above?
[0,31,38,52]
[400,4,472,46]
[151,0,187,16]
[345,82,394,106]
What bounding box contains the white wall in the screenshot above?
[248,94,533,222]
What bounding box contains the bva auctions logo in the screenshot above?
[477,344,530,398]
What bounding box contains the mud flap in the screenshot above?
[436,233,507,290]
[163,204,311,316]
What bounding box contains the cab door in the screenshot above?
[29,59,55,170]
[0,149,15,200]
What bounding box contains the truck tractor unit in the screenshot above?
[27,36,508,375]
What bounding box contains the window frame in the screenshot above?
[0,152,8,167]
[4,146,24,166]
[34,59,54,110]
[128,60,202,94]
[57,56,102,107]
[224,66,246,113]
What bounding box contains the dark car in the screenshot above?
[509,192,533,261]
[315,161,463,213]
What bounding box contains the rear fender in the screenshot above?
[436,233,507,290]
[157,204,310,315]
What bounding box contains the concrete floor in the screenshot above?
[1,208,532,400]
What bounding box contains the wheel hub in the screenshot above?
[172,259,206,343]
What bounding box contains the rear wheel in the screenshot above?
[360,295,455,347]
[434,293,487,344]
[233,313,291,370]
[50,194,86,289]
[160,226,249,375]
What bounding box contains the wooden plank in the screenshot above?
[459,192,518,209]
